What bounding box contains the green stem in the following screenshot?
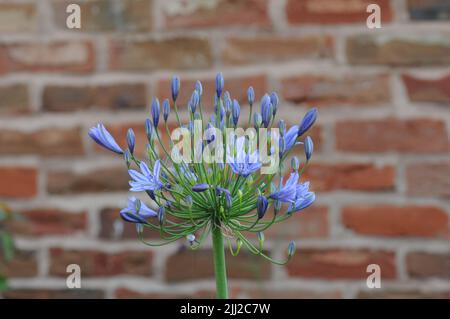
[211,223,228,299]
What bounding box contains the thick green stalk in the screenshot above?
[211,223,228,299]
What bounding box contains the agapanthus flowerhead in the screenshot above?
[298,107,318,137]
[127,128,135,154]
[171,75,180,102]
[227,136,261,177]
[216,72,224,97]
[163,99,170,122]
[247,86,255,106]
[151,97,160,127]
[261,94,272,128]
[120,197,157,224]
[88,123,123,155]
[232,99,240,126]
[129,160,164,192]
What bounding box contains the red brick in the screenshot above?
[342,205,449,237]
[0,167,37,198]
[109,38,212,71]
[3,289,105,299]
[281,74,390,106]
[164,0,270,29]
[0,41,95,74]
[287,249,396,279]
[264,206,329,239]
[43,84,147,112]
[0,3,37,32]
[0,127,84,156]
[222,35,333,65]
[403,74,450,105]
[347,34,450,66]
[165,249,271,282]
[115,288,214,299]
[407,162,450,198]
[303,163,395,192]
[0,250,38,278]
[287,0,392,25]
[336,119,449,153]
[8,208,87,237]
[406,252,450,279]
[47,167,128,195]
[0,84,29,114]
[52,0,153,32]
[156,74,267,110]
[49,248,153,277]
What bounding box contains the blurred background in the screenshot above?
[0,0,449,299]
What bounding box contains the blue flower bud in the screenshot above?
[124,149,131,168]
[220,105,225,121]
[304,136,314,161]
[291,156,300,170]
[185,195,193,207]
[158,206,165,225]
[278,120,286,137]
[171,75,180,102]
[163,99,170,122]
[279,137,285,158]
[270,92,279,116]
[253,112,262,129]
[192,183,209,192]
[224,91,232,115]
[145,118,152,140]
[126,128,135,154]
[261,94,272,128]
[247,86,255,106]
[189,90,199,114]
[151,97,160,127]
[298,108,318,137]
[232,99,240,126]
[225,192,233,209]
[216,72,224,97]
[288,241,296,257]
[195,80,203,96]
[257,195,269,219]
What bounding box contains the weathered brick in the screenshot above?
[408,0,450,21]
[407,252,450,278]
[264,206,329,239]
[342,205,449,237]
[0,41,95,74]
[287,249,396,279]
[52,0,153,32]
[49,248,153,277]
[3,289,105,299]
[0,127,84,156]
[0,167,37,198]
[0,3,37,32]
[47,167,128,195]
[347,34,450,66]
[0,84,29,114]
[407,162,450,198]
[165,249,271,282]
[403,74,450,105]
[303,163,395,192]
[163,0,270,29]
[156,74,267,110]
[43,83,147,112]
[109,38,212,71]
[281,74,390,106]
[336,119,449,153]
[222,35,333,65]
[8,208,87,237]
[115,288,214,299]
[0,250,38,278]
[287,0,392,24]
[358,289,450,299]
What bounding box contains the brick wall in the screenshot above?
[0,0,449,299]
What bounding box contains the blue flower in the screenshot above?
[232,99,240,126]
[278,120,286,137]
[171,75,180,102]
[216,72,224,97]
[304,136,313,160]
[261,94,272,128]
[189,90,199,114]
[163,99,170,122]
[227,136,261,177]
[145,118,152,140]
[268,171,299,203]
[270,92,279,116]
[283,125,299,156]
[288,241,296,257]
[120,197,157,224]
[88,123,123,155]
[127,128,135,154]
[257,196,268,219]
[151,98,160,127]
[192,183,209,192]
[247,86,255,106]
[195,80,203,96]
[298,108,318,137]
[129,160,164,192]
[289,182,315,213]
